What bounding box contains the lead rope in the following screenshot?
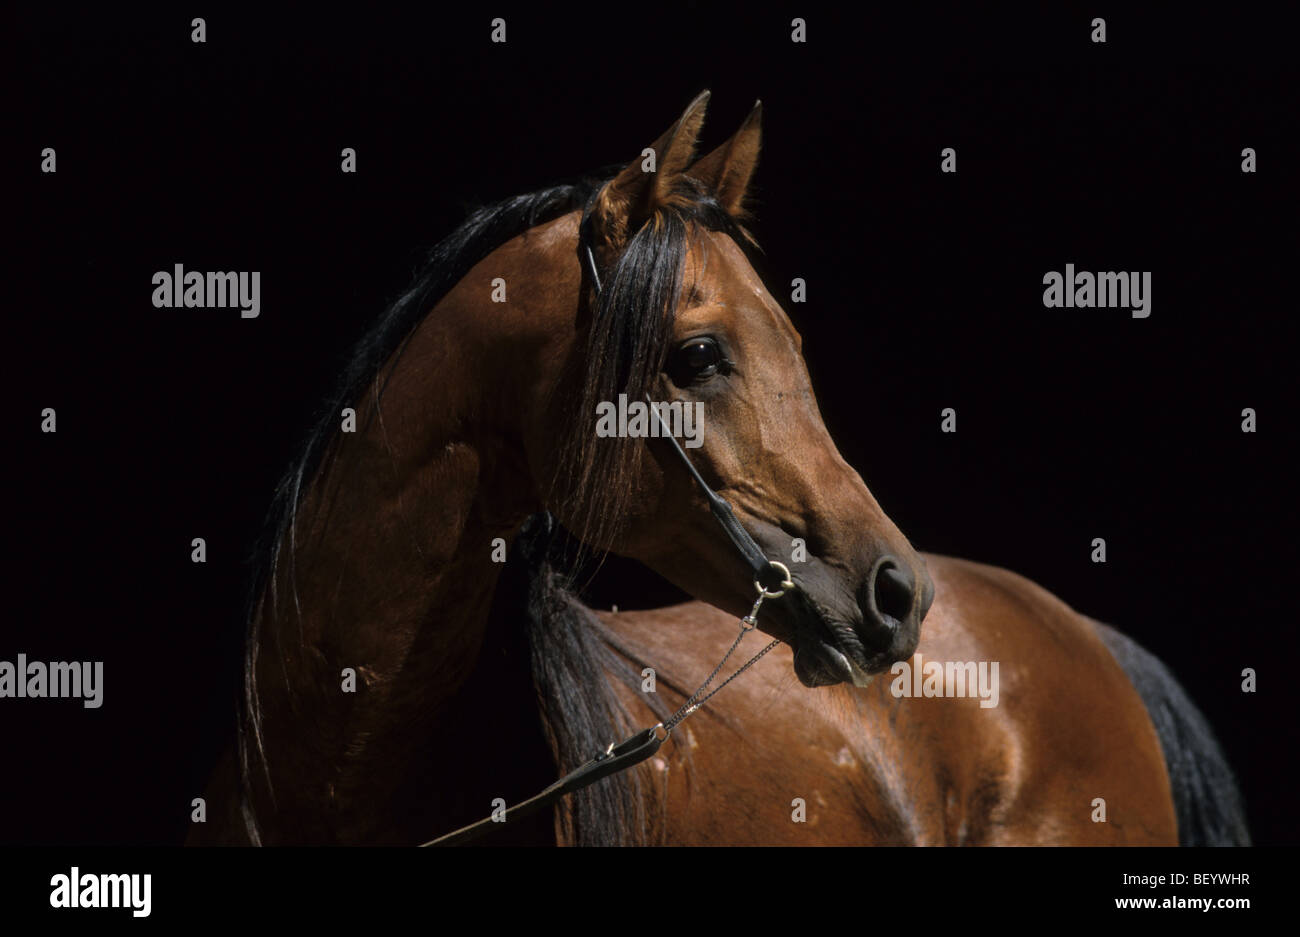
[420,567,793,847]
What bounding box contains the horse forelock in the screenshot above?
[553,176,759,569]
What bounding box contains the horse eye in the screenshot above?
[674,338,722,380]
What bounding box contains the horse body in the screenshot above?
[596,555,1177,845]
[190,92,1246,847]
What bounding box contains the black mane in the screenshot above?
[253,175,606,595]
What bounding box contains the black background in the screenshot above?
[7,5,1296,849]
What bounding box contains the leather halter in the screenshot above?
[418,206,794,846]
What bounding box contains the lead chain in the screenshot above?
[662,591,781,734]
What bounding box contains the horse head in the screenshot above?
[536,93,933,687]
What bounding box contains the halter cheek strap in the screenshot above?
[643,400,789,592]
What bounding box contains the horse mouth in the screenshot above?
[792,639,876,689]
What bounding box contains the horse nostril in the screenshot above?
[853,557,918,655]
[873,561,915,625]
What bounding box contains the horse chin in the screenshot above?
[841,653,877,688]
[793,641,876,689]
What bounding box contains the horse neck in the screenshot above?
[244,213,583,843]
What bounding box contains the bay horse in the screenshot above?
[190,93,1248,846]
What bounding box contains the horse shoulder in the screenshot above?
[916,554,1177,844]
[596,604,922,844]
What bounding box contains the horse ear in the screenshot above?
[689,99,761,216]
[592,90,711,250]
